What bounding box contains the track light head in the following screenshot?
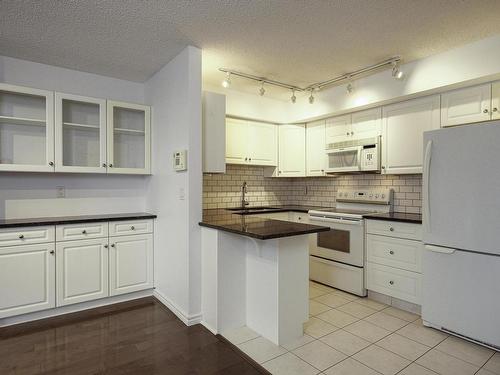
[222,72,231,88]
[309,90,315,104]
[392,61,404,80]
[259,81,265,96]
[290,89,296,103]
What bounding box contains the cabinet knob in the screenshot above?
[351,131,354,135]
[111,243,115,248]
[389,227,394,232]
[102,163,107,167]
[493,108,498,112]
[346,132,350,136]
[109,164,113,167]
[249,158,252,161]
[131,226,135,230]
[389,250,394,255]
[278,171,282,174]
[104,244,109,249]
[50,250,55,255]
[483,109,489,114]
[49,161,54,166]
[19,234,24,239]
[82,230,87,234]
[389,280,394,285]
[245,157,248,161]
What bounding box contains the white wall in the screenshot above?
[145,46,203,322]
[0,56,148,219]
[212,35,500,123]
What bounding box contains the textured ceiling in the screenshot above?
[2,0,500,91]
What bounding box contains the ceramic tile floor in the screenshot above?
[223,281,499,375]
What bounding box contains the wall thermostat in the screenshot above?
[173,150,187,171]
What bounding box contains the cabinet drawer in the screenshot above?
[366,220,422,240]
[366,262,421,304]
[109,219,153,236]
[367,234,422,272]
[0,226,54,247]
[56,222,108,241]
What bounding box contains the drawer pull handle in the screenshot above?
[82,230,87,234]
[131,226,135,230]
[19,234,24,239]
[50,250,55,255]
[389,280,394,285]
[389,227,394,232]
[389,250,394,255]
[104,244,109,249]
[111,244,115,248]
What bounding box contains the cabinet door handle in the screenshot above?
[130,226,135,230]
[389,227,394,232]
[493,107,498,113]
[49,161,54,166]
[389,280,394,285]
[245,157,248,161]
[111,243,115,248]
[104,244,109,249]
[82,230,87,234]
[50,250,55,255]
[389,250,394,255]
[346,132,350,136]
[102,163,107,167]
[351,131,354,135]
[19,234,24,239]
[109,164,113,167]
[483,108,489,114]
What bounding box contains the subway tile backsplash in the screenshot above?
[203,165,422,213]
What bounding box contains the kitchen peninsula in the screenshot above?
[199,209,329,345]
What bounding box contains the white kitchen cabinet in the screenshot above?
[202,91,226,173]
[325,114,351,144]
[0,243,56,318]
[55,92,107,173]
[351,107,382,139]
[278,124,306,177]
[306,120,326,176]
[107,100,151,175]
[109,234,153,296]
[0,83,54,172]
[382,95,440,174]
[56,238,109,306]
[225,118,278,166]
[441,84,491,127]
[490,81,500,120]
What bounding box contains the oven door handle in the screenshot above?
[308,216,363,226]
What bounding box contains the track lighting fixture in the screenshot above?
[222,72,231,88]
[219,56,401,103]
[308,90,315,104]
[392,61,404,80]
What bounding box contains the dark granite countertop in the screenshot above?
[199,209,330,240]
[224,205,334,215]
[362,212,422,224]
[0,212,157,229]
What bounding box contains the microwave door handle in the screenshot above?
[326,145,361,154]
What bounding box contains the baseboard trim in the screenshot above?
[153,290,202,326]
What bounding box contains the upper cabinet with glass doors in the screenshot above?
[0,83,54,172]
[55,93,107,173]
[107,101,151,175]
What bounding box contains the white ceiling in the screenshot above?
[2,0,500,93]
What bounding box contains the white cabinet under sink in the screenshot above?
[226,118,278,166]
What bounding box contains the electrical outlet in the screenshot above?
[179,187,185,200]
[56,186,65,198]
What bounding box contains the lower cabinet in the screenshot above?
[0,243,56,318]
[56,238,109,306]
[109,234,153,296]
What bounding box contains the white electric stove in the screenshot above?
[308,189,393,296]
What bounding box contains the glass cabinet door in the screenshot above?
[0,83,54,172]
[55,93,106,173]
[107,101,151,174]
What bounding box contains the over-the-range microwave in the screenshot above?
[325,136,381,173]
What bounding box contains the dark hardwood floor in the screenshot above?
[0,298,267,375]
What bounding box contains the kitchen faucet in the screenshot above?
[241,181,249,208]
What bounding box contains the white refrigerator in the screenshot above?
[422,121,500,349]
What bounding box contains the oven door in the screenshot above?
[325,146,362,173]
[308,216,364,267]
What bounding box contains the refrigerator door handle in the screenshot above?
[423,140,433,233]
[425,244,456,254]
